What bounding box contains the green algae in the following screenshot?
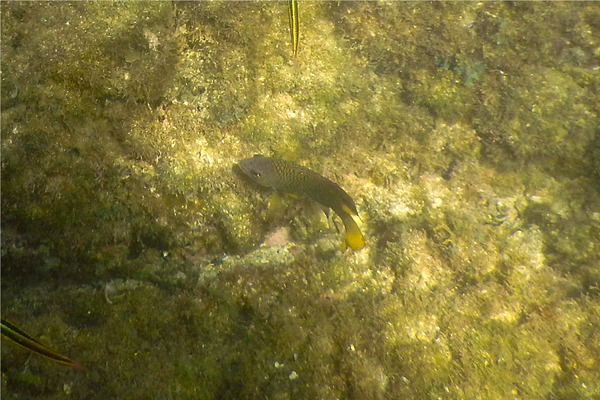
[2,1,599,399]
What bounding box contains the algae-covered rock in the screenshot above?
[2,2,599,399]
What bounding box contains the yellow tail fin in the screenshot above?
[341,213,365,251]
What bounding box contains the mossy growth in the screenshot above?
[2,1,599,399]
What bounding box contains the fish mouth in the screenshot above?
[232,162,251,181]
[233,162,268,192]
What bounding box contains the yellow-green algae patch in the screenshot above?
[2,2,599,399]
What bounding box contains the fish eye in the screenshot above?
[251,170,261,178]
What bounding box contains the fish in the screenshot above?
[1,318,84,370]
[288,0,299,57]
[442,158,458,180]
[237,155,365,250]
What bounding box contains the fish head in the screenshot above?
[237,155,281,189]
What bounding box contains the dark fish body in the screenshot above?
[237,155,365,250]
[238,156,357,217]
